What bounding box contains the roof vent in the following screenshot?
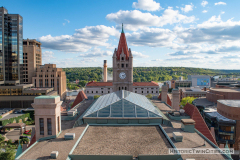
[173,132,183,142]
[51,151,58,159]
[181,119,196,133]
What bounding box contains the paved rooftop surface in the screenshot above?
[61,100,94,130]
[73,126,173,157]
[0,113,24,120]
[19,124,87,160]
[211,88,240,92]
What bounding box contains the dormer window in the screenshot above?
[122,57,124,61]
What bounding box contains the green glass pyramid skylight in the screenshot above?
[84,90,161,118]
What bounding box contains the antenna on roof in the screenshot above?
[121,23,124,33]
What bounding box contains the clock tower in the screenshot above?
[112,24,133,92]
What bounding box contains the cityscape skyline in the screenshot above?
[1,0,240,69]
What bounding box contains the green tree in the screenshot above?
[181,97,196,107]
[0,148,16,160]
[94,95,101,99]
[146,94,153,99]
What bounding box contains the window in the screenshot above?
[92,91,93,93]
[108,91,110,93]
[142,91,143,93]
[102,91,103,93]
[119,87,120,90]
[147,91,149,93]
[125,87,127,90]
[122,57,124,60]
[40,118,44,135]
[108,88,110,90]
[47,118,52,135]
[122,64,124,68]
[87,91,89,93]
[126,64,128,67]
[152,91,153,93]
[156,91,158,93]
[135,91,137,93]
[57,116,60,133]
[96,91,98,93]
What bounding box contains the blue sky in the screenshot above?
[2,0,240,69]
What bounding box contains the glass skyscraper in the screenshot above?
[0,7,23,85]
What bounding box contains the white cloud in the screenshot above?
[80,58,97,63]
[38,25,119,52]
[126,27,176,47]
[131,51,149,58]
[202,10,208,13]
[78,48,112,57]
[181,3,194,13]
[201,1,208,7]
[42,51,56,61]
[64,19,70,23]
[151,59,163,61]
[106,8,196,31]
[132,0,163,11]
[215,2,226,5]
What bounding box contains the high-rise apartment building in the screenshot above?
[0,7,23,85]
[22,39,42,84]
[32,64,67,99]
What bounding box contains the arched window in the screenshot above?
[125,87,127,90]
[122,57,124,60]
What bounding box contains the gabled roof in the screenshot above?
[184,103,217,145]
[86,81,159,87]
[83,90,162,118]
[72,91,87,108]
[116,32,129,60]
[133,81,159,86]
[86,82,113,87]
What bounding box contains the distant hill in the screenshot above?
[63,67,240,83]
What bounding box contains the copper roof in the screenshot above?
[71,91,88,108]
[116,32,129,60]
[184,103,217,145]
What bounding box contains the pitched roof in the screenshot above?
[84,90,162,118]
[86,82,113,87]
[184,103,217,145]
[117,32,129,60]
[28,133,36,148]
[167,94,172,106]
[72,91,88,108]
[133,81,159,86]
[86,81,159,87]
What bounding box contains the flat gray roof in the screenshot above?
[73,126,172,157]
[218,100,240,107]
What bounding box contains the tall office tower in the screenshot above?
[22,39,42,84]
[0,7,23,85]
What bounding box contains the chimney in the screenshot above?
[172,89,180,111]
[203,87,206,91]
[161,85,168,103]
[103,60,107,82]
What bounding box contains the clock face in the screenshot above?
[119,72,126,79]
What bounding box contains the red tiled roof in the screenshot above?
[28,133,36,148]
[71,91,88,108]
[86,82,113,87]
[133,81,159,86]
[117,32,129,60]
[86,81,159,87]
[184,103,217,145]
[167,94,172,106]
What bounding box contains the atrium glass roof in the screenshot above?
[83,90,162,118]
[205,111,236,124]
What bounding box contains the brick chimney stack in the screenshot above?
[103,60,107,82]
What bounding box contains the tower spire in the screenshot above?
[121,23,124,33]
